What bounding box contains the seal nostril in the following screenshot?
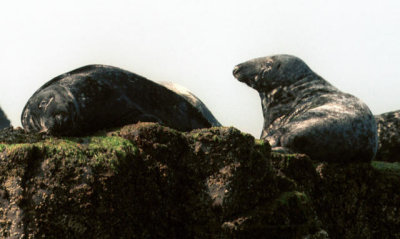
[233,66,241,76]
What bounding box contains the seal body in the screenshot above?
[233,54,378,162]
[21,65,211,136]
[159,82,221,127]
[0,107,11,129]
[375,110,400,162]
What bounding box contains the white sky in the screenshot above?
[0,0,399,137]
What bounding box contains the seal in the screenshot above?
[21,65,212,136]
[375,110,400,162]
[233,54,378,162]
[0,106,11,130]
[159,82,221,127]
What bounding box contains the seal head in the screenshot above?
[233,55,314,92]
[21,84,79,135]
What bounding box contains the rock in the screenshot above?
[313,161,400,238]
[0,106,11,129]
[375,110,400,162]
[0,127,47,144]
[0,122,399,238]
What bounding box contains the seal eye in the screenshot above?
[39,100,47,109]
[261,67,270,79]
[38,97,54,111]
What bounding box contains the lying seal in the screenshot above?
[375,110,400,162]
[159,82,221,127]
[233,54,378,162]
[21,65,212,136]
[0,106,11,129]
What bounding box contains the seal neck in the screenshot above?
[260,75,338,128]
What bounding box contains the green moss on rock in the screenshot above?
[0,123,399,238]
[371,161,400,176]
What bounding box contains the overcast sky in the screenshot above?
[1,0,399,137]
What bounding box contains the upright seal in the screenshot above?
[233,54,378,162]
[21,65,212,136]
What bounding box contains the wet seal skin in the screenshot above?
[233,54,378,162]
[22,65,212,136]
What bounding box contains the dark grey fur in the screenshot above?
[233,54,378,162]
[21,65,212,136]
[0,107,11,129]
[375,110,400,162]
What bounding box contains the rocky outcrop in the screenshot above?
[375,110,400,162]
[0,107,11,129]
[0,123,399,238]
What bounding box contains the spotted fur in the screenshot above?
[233,55,378,162]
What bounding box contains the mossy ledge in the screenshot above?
[0,123,399,238]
